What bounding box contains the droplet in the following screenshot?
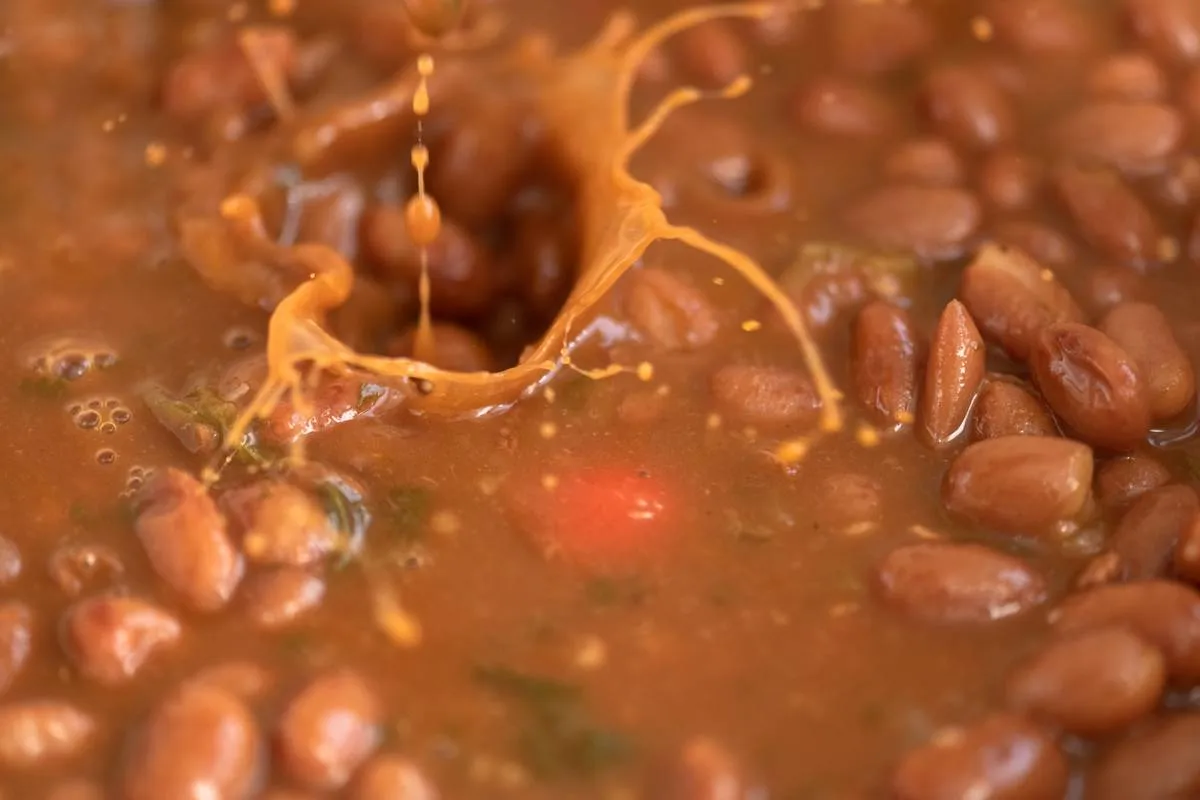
[404,193,441,247]
[76,410,101,429]
[112,408,132,424]
[96,449,117,465]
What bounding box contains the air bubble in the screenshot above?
[99,422,117,434]
[58,353,89,381]
[68,404,82,415]
[223,327,258,350]
[129,465,144,477]
[112,408,132,424]
[96,449,117,465]
[94,352,117,369]
[87,399,102,410]
[105,398,119,409]
[76,410,101,429]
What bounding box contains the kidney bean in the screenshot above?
[852,301,920,430]
[891,713,1068,800]
[0,700,94,769]
[277,670,382,791]
[241,567,325,629]
[1054,165,1162,270]
[990,220,1077,269]
[1051,579,1200,681]
[135,468,243,612]
[710,364,821,428]
[792,75,897,138]
[121,682,264,800]
[1030,322,1151,451]
[971,380,1059,441]
[986,0,1098,57]
[1124,0,1200,66]
[353,755,439,800]
[222,480,341,568]
[815,473,883,532]
[1055,101,1182,175]
[846,186,981,261]
[0,535,19,585]
[922,65,1014,151]
[1100,302,1196,421]
[1006,627,1164,735]
[958,243,1083,361]
[1175,511,1200,584]
[0,602,32,697]
[389,323,494,372]
[978,151,1041,212]
[674,21,746,88]
[920,301,985,447]
[883,138,964,187]
[1079,265,1146,315]
[875,542,1046,624]
[943,436,1093,536]
[1104,485,1199,581]
[48,544,125,598]
[1087,713,1200,800]
[1087,53,1167,101]
[1095,454,1172,511]
[647,737,747,800]
[624,267,719,352]
[60,595,181,686]
[262,375,394,445]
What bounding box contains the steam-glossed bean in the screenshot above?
[1054,101,1182,174]
[971,380,1058,441]
[1086,53,1167,101]
[1104,485,1199,581]
[222,480,341,568]
[0,602,32,697]
[1099,302,1196,421]
[1087,713,1200,800]
[60,595,181,686]
[844,185,980,260]
[883,138,963,187]
[792,76,897,138]
[852,300,920,430]
[353,755,439,800]
[0,700,95,769]
[828,1,932,77]
[710,365,821,428]
[922,65,1014,151]
[276,670,382,791]
[920,300,985,447]
[1095,454,1172,511]
[978,150,1041,212]
[1123,0,1200,67]
[240,567,325,629]
[624,267,719,352]
[1054,164,1162,270]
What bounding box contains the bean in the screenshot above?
[891,713,1068,800]
[389,323,494,372]
[0,700,94,769]
[847,185,981,261]
[971,380,1059,441]
[989,220,1076,270]
[986,0,1098,57]
[0,535,19,585]
[45,779,105,800]
[647,737,746,800]
[852,300,920,430]
[48,544,125,598]
[875,542,1046,624]
[161,30,297,123]
[1174,511,1200,583]
[958,243,1083,361]
[710,364,821,428]
[674,21,746,88]
[1123,0,1200,66]
[60,595,181,686]
[1100,302,1196,421]
[623,268,719,352]
[402,0,465,39]
[1051,579,1200,681]
[1075,551,1124,591]
[792,75,897,138]
[1079,265,1146,315]
[920,301,985,447]
[1105,485,1198,581]
[135,468,243,612]
[512,213,574,320]
[353,755,439,800]
[277,670,382,791]
[1095,454,1172,511]
[1185,69,1200,130]
[815,473,883,533]
[262,375,393,445]
[943,436,1093,536]
[978,151,1041,212]
[189,661,275,702]
[1055,101,1182,175]
[922,65,1014,151]
[828,2,931,77]
[0,602,32,697]
[1087,713,1200,800]
[1054,164,1161,270]
[795,269,869,330]
[1087,53,1167,101]
[222,480,341,568]
[121,683,264,800]
[1029,322,1151,451]
[241,567,325,629]
[883,138,964,187]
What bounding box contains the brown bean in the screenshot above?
[0,602,32,697]
[47,544,125,598]
[262,375,394,446]
[1087,53,1167,101]
[647,737,747,800]
[1051,579,1200,681]
[828,1,931,76]
[1095,454,1172,511]
[241,567,325,629]
[353,755,439,800]
[792,75,897,138]
[978,151,1041,212]
[853,301,920,430]
[1088,713,1200,800]
[845,186,981,260]
[875,542,1046,624]
[1105,485,1199,581]
[1054,164,1162,270]
[986,0,1098,57]
[277,670,382,791]
[1100,302,1196,421]
[389,323,494,372]
[135,468,243,611]
[1006,628,1165,735]
[710,364,821,428]
[971,380,1059,441]
[891,713,1068,800]
[222,480,341,568]
[883,138,964,187]
[624,268,719,352]
[512,213,574,320]
[989,220,1077,269]
[0,700,94,769]
[1174,511,1200,583]
[943,436,1093,535]
[45,779,105,800]
[0,535,19,585]
[674,21,746,88]
[1079,265,1146,315]
[1124,0,1200,66]
[920,301,985,447]
[958,243,1083,361]
[1030,322,1152,451]
[1055,102,1183,175]
[922,65,1014,151]
[60,595,181,686]
[815,473,883,533]
[1184,69,1200,130]
[121,683,264,800]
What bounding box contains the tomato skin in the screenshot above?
[505,465,677,567]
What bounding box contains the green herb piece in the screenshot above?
[473,664,633,780]
[384,486,431,539]
[19,374,68,399]
[140,381,270,464]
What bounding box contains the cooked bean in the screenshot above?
[1174,510,1200,583]
[710,364,820,428]
[1095,454,1172,511]
[1006,628,1165,735]
[920,301,984,447]
[60,595,181,686]
[1055,101,1182,175]
[1099,302,1196,421]
[0,700,94,769]
[1087,53,1167,101]
[624,268,719,352]
[845,186,981,260]
[1079,265,1146,315]
[0,535,19,585]
[883,138,964,187]
[792,76,897,138]
[958,243,1083,361]
[277,670,382,791]
[891,713,1068,800]
[1051,579,1200,681]
[852,301,920,430]
[922,65,1014,151]
[1087,713,1200,800]
[1054,164,1162,270]
[45,779,105,800]
[1185,69,1200,130]
[978,151,1041,212]
[1123,0,1200,66]
[971,380,1059,440]
[262,375,393,446]
[828,1,931,76]
[815,473,883,533]
[796,269,870,330]
[986,0,1098,57]
[989,220,1077,269]
[1029,322,1151,451]
[189,661,275,702]
[222,480,341,568]
[47,544,125,598]
[0,602,32,697]
[161,29,297,123]
[1104,485,1198,581]
[134,468,243,611]
[121,683,264,800]
[674,21,746,88]
[943,436,1093,535]
[1076,551,1125,591]
[402,0,465,39]
[512,213,574,320]
[241,567,325,629]
[875,542,1046,624]
[647,737,746,800]
[389,323,493,372]
[353,755,439,800]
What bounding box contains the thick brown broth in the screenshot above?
[3,0,1200,798]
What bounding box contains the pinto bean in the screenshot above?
[845,185,981,260]
[277,670,382,791]
[1104,485,1199,581]
[0,700,95,769]
[883,138,964,187]
[710,365,821,428]
[943,436,1093,536]
[647,737,747,800]
[47,544,125,598]
[1100,302,1196,421]
[814,473,883,533]
[1123,0,1200,67]
[1054,164,1162,271]
[60,595,181,686]
[971,380,1059,441]
[0,602,32,697]
[978,151,1041,212]
[922,65,1014,151]
[852,301,920,430]
[624,268,719,352]
[792,76,898,139]
[1055,102,1182,175]
[222,480,341,568]
[0,535,19,585]
[1095,454,1172,511]
[1087,53,1167,101]
[989,220,1077,269]
[353,755,439,800]
[1079,265,1147,315]
[1087,713,1200,800]
[1174,511,1200,584]
[921,300,985,447]
[240,567,325,629]
[986,0,1099,57]
[828,1,932,76]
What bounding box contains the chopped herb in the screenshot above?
[384,485,431,539]
[473,664,633,780]
[140,381,271,464]
[18,374,68,399]
[357,381,386,411]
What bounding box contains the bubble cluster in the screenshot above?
[25,337,119,383]
[121,464,153,498]
[68,397,133,433]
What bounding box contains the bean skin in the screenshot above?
[624,268,719,352]
[1087,713,1200,800]
[1099,302,1196,421]
[1054,165,1161,271]
[845,185,981,260]
[922,65,1014,151]
[0,602,32,698]
[710,365,821,428]
[1123,0,1200,67]
[1055,101,1182,175]
[852,300,921,430]
[353,755,439,800]
[276,670,382,791]
[971,380,1059,441]
[1095,454,1172,511]
[1174,510,1200,584]
[60,595,181,686]
[0,700,95,769]
[1105,485,1199,581]
[920,300,985,447]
